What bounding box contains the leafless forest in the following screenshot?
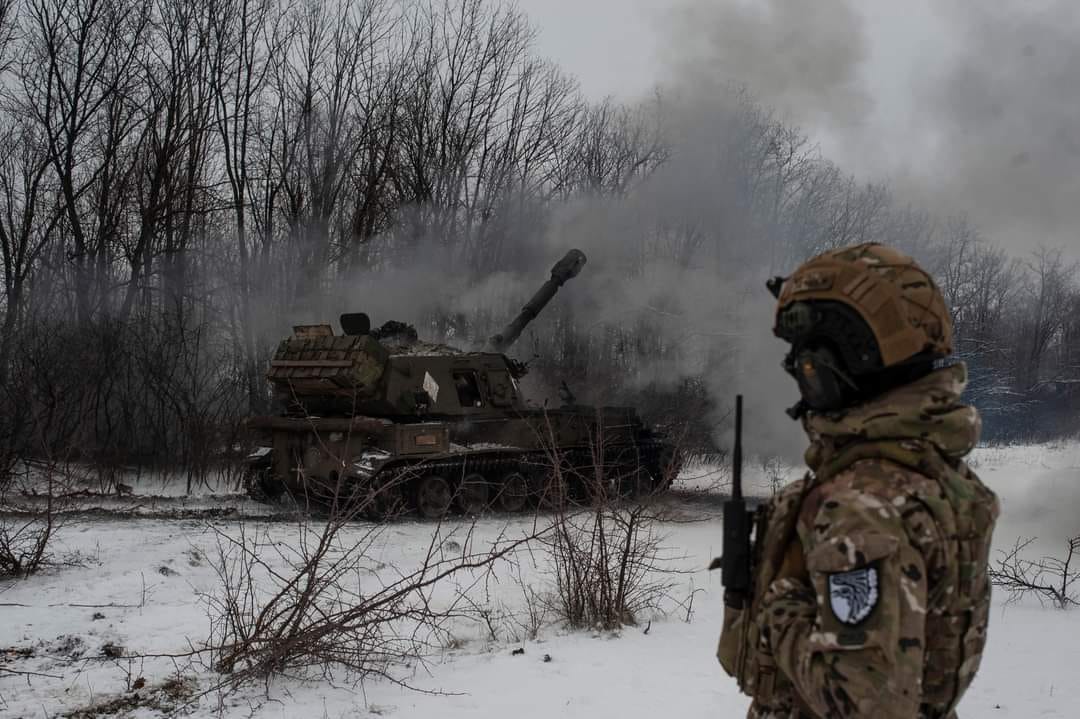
[0,0,1077,486]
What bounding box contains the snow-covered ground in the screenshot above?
[1,443,1078,718]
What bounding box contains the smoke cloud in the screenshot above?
[532,97,807,460]
[664,0,870,132]
[663,0,1080,258]
[274,0,1080,464]
[903,1,1080,255]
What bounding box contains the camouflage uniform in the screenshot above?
[719,363,999,719]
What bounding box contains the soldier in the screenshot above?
[717,243,1000,719]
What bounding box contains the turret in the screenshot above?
[488,249,587,353]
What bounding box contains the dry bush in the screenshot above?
[507,563,550,642]
[761,456,788,495]
[989,536,1080,609]
[541,501,680,631]
[533,421,685,631]
[203,478,540,686]
[0,311,247,497]
[0,509,55,577]
[0,459,72,578]
[0,365,32,489]
[454,561,551,645]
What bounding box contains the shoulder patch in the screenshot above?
[828,565,879,625]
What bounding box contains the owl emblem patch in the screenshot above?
[828,566,880,625]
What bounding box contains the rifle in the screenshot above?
[709,394,756,609]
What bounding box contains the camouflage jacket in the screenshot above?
[724,364,999,719]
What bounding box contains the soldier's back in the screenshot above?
[795,445,998,717]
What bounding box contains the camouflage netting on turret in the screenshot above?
[267,335,388,398]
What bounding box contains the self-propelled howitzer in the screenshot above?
[243,249,682,518]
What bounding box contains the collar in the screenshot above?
[802,363,980,470]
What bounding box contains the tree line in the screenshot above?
[0,0,1075,485]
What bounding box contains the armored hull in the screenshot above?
[243,250,683,518]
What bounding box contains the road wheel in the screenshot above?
[366,474,406,519]
[246,465,284,503]
[456,473,489,515]
[619,466,654,499]
[539,472,569,510]
[416,475,452,519]
[653,444,682,490]
[494,472,529,513]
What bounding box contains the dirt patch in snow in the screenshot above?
[62,676,197,718]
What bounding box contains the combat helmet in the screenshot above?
[767,243,952,418]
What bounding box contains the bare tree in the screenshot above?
[21,0,152,323]
[207,0,279,410]
[0,120,55,383]
[0,0,1077,483]
[1016,248,1076,391]
[990,536,1080,609]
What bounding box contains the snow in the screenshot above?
[1,443,1078,718]
[448,442,523,453]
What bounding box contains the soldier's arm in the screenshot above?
[762,485,928,719]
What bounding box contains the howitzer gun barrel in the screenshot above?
[488,249,587,353]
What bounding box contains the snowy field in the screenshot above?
[1,444,1079,718]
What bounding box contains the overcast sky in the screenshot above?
[517,0,1080,258]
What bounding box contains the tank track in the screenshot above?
[247,440,679,520]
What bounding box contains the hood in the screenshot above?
[803,362,981,470]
